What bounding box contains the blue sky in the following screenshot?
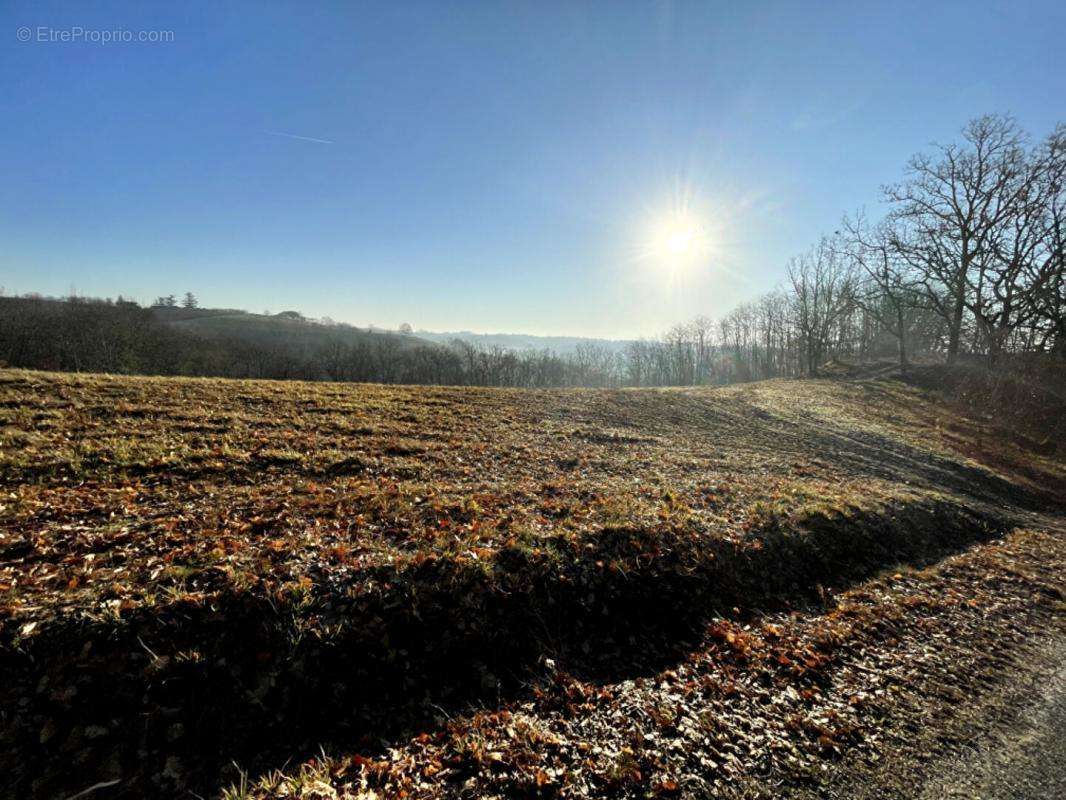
[2,1,1063,338]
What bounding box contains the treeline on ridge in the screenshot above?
[0,296,623,388]
[1,115,1062,391]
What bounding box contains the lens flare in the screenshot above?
[655,214,707,264]
[664,224,699,255]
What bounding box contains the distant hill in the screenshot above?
[153,307,435,353]
[415,329,635,355]
[148,310,631,356]
[0,296,623,386]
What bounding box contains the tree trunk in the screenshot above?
[946,288,965,365]
[896,304,908,371]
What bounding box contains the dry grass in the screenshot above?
[0,368,1062,798]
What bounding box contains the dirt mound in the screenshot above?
[905,362,1066,444]
[2,500,1004,798]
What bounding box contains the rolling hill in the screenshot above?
[414,329,635,355]
[153,306,436,353]
[0,368,1063,799]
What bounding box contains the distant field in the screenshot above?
[0,369,1063,798]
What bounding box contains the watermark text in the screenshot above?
[17,26,175,44]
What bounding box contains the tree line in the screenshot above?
[623,114,1064,386]
[0,295,628,387]
[2,115,1061,390]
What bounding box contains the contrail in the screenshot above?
[265,130,334,145]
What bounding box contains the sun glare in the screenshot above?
[665,225,698,255]
[630,190,717,278]
[655,215,707,264]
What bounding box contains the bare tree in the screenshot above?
[788,238,856,376]
[970,130,1065,363]
[884,115,1028,364]
[841,214,921,369]
[1024,125,1066,356]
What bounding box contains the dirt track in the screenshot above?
[918,636,1066,800]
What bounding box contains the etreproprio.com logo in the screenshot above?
[17,26,175,44]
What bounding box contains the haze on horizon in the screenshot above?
[2,0,1064,339]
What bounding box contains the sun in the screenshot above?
[655,216,706,262]
[664,225,698,255]
[632,198,714,275]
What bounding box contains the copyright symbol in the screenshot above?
[17,26,32,42]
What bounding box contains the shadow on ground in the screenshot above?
[2,495,1011,799]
